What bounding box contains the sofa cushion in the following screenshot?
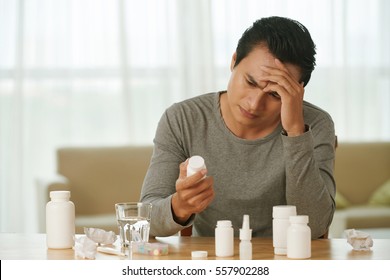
[330,205,390,237]
[57,146,153,216]
[76,214,117,234]
[335,191,351,209]
[334,142,390,205]
[368,179,390,206]
[337,206,390,228]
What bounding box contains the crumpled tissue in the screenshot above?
[344,229,373,251]
[84,227,117,245]
[74,235,98,259]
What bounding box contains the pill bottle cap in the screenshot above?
[239,215,252,241]
[272,205,297,218]
[188,155,205,170]
[216,220,232,228]
[50,191,70,200]
[289,215,309,224]
[191,251,208,258]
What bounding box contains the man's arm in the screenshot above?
[283,119,336,238]
[261,59,336,238]
[140,108,214,237]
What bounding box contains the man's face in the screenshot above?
[224,45,302,136]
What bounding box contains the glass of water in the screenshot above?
[115,202,152,247]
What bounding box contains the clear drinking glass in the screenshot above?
[115,202,152,247]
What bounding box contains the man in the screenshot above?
[140,16,336,239]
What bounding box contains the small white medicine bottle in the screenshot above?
[272,205,296,255]
[46,191,75,249]
[239,215,252,260]
[287,215,311,259]
[215,220,234,257]
[187,155,206,177]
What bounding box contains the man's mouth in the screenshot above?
[239,106,258,119]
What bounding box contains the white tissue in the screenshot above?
[74,236,97,259]
[344,229,373,251]
[84,227,117,245]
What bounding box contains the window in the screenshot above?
[0,0,389,232]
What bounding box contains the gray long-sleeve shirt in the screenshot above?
[140,91,336,239]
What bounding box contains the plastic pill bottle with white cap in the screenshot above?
[46,191,75,249]
[215,220,234,257]
[287,215,311,259]
[187,155,206,177]
[272,205,296,255]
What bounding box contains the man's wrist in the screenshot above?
[171,194,192,225]
[282,124,309,137]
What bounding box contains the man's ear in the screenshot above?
[230,52,237,71]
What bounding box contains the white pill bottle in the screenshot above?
[272,205,296,255]
[287,215,311,259]
[46,191,75,249]
[215,220,234,257]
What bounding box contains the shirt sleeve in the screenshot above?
[282,117,336,239]
[139,107,194,237]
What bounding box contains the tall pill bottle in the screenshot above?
[46,191,75,249]
[287,215,311,259]
[272,205,296,255]
[215,220,234,257]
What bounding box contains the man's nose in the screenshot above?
[247,90,266,111]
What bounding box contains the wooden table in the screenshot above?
[1,233,389,260]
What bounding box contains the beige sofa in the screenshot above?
[37,142,390,237]
[330,142,390,237]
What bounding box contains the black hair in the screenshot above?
[234,16,316,86]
